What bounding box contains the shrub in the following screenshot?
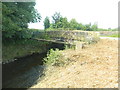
[43,49,66,66]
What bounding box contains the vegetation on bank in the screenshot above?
[2,39,49,63]
[100,33,120,38]
[43,48,71,67]
[2,2,41,39]
[106,33,120,38]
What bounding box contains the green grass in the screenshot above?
[100,33,120,38]
[2,39,50,63]
[108,34,120,38]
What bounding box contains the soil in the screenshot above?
[30,39,118,88]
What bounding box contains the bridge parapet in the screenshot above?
[45,30,100,44]
[33,30,100,44]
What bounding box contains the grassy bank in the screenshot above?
[100,34,120,38]
[2,39,50,63]
[99,31,119,38]
[106,33,120,38]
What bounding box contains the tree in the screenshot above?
[52,12,61,28]
[91,23,98,31]
[76,23,85,30]
[55,17,69,29]
[44,16,50,30]
[2,2,41,38]
[69,18,79,30]
[85,23,92,31]
[60,17,69,29]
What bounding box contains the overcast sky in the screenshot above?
[28,0,119,29]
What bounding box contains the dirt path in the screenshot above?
[31,39,118,88]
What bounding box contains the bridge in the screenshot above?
[33,30,100,49]
[2,30,100,64]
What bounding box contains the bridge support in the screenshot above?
[75,43,83,50]
[73,41,86,50]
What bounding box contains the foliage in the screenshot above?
[69,18,78,30]
[97,28,109,31]
[104,33,120,38]
[97,28,118,31]
[2,2,41,39]
[76,23,85,30]
[51,12,62,28]
[2,28,43,40]
[44,49,66,66]
[46,12,118,31]
[44,16,50,30]
[2,39,49,63]
[91,23,98,31]
[55,17,69,29]
[47,13,101,31]
[52,12,61,24]
[64,44,75,50]
[85,23,92,31]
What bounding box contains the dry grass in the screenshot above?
[31,39,118,88]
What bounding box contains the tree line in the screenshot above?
[44,12,97,31]
[44,12,117,31]
[2,2,117,40]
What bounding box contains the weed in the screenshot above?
[43,49,68,66]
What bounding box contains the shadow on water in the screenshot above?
[2,42,65,89]
[2,52,47,88]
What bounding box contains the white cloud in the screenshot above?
[29,0,119,29]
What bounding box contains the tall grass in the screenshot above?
[43,49,70,66]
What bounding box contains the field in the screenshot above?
[98,31,119,37]
[106,34,120,38]
[31,39,118,88]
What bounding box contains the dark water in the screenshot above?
[2,52,46,88]
[2,42,65,88]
